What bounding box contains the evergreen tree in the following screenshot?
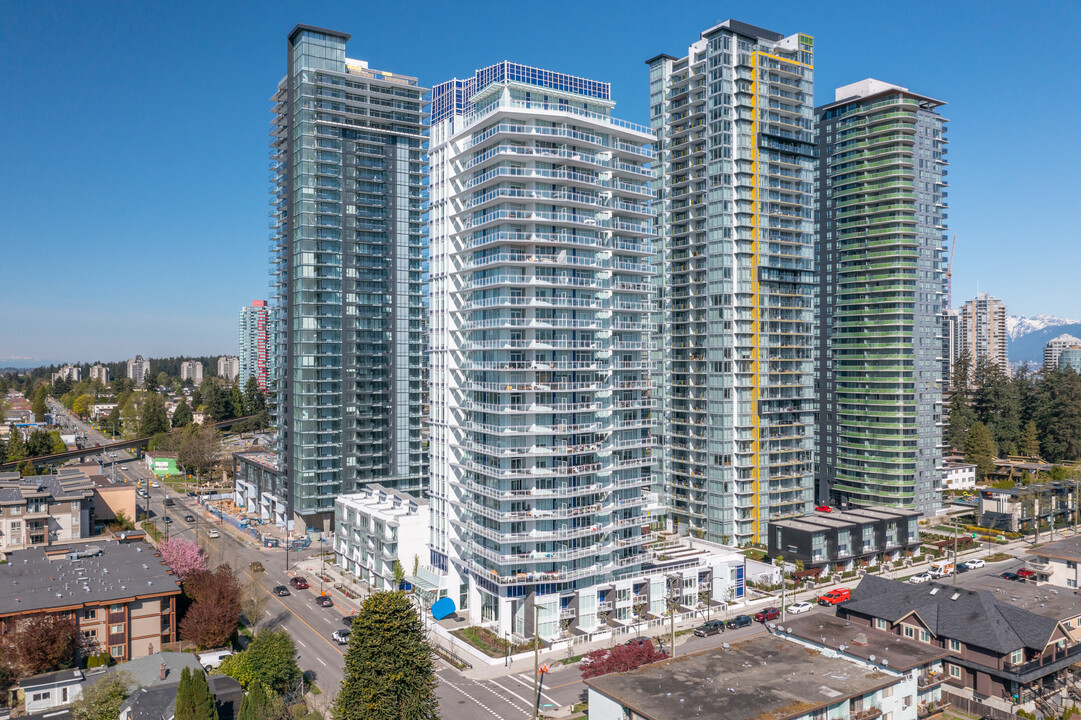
[138,393,171,436]
[172,397,193,428]
[333,591,438,720]
[104,405,122,438]
[243,376,266,416]
[238,681,268,720]
[230,385,245,419]
[1019,420,1041,459]
[31,385,48,423]
[19,460,37,477]
[1034,368,1081,463]
[190,669,219,720]
[965,421,998,481]
[7,430,28,463]
[175,667,196,720]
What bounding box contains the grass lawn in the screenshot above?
[141,521,164,543]
[984,552,1013,562]
[743,548,768,562]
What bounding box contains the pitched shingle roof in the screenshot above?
[844,575,1060,654]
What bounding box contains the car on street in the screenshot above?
[787,602,813,615]
[814,505,832,513]
[207,529,219,538]
[624,637,653,648]
[1000,571,1020,581]
[343,613,356,626]
[163,516,173,524]
[909,572,932,584]
[138,489,149,498]
[725,615,753,629]
[818,589,851,606]
[163,498,174,506]
[316,596,334,608]
[151,481,160,488]
[332,629,351,645]
[1016,568,1036,579]
[273,586,290,596]
[249,561,264,573]
[753,607,780,623]
[196,649,233,672]
[964,559,985,569]
[956,563,970,573]
[694,620,725,637]
[184,515,195,522]
[290,577,309,590]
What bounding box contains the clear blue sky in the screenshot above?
[2,0,1079,364]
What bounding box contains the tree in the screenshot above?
[243,376,266,416]
[0,613,82,679]
[107,510,136,532]
[31,386,48,424]
[1020,420,1041,459]
[48,431,68,455]
[52,375,72,397]
[237,681,291,720]
[179,667,219,720]
[1034,368,1081,463]
[221,628,301,695]
[6,430,28,463]
[965,421,997,481]
[180,565,242,649]
[71,671,134,720]
[158,537,208,579]
[139,393,171,437]
[392,560,405,589]
[104,404,122,438]
[72,393,95,419]
[173,397,194,428]
[178,424,220,482]
[26,429,54,457]
[580,639,669,679]
[175,667,196,720]
[120,396,140,439]
[333,591,438,720]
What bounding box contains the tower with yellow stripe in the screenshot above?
[648,20,815,546]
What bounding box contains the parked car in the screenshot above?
[814,505,832,513]
[151,481,160,488]
[273,586,290,597]
[909,572,932,584]
[694,620,725,637]
[184,515,195,522]
[725,615,753,629]
[625,637,654,648]
[207,529,219,539]
[343,613,356,626]
[316,596,334,608]
[196,649,233,672]
[956,563,970,573]
[754,607,780,623]
[290,577,310,590]
[249,561,264,572]
[332,629,351,645]
[1016,568,1036,579]
[818,589,850,606]
[163,516,173,524]
[787,602,813,615]
[964,559,985,569]
[1000,571,1020,581]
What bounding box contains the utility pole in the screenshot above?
[532,601,539,720]
[952,524,958,585]
[667,574,678,658]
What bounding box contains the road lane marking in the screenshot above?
[239,567,344,657]
[295,638,307,648]
[507,673,558,706]
[488,678,534,709]
[436,680,515,718]
[323,616,332,624]
[318,657,327,666]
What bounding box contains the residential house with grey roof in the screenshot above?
[838,575,1080,706]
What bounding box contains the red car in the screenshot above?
[754,607,780,623]
[290,576,310,590]
[815,505,832,513]
[1016,568,1036,579]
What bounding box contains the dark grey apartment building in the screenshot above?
[815,79,948,515]
[270,25,429,532]
[768,506,920,570]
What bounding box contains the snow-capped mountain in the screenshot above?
[1007,314,1079,341]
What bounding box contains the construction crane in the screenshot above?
[945,234,957,309]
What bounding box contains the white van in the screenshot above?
[929,560,954,578]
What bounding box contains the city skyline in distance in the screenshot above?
[2,1,1079,361]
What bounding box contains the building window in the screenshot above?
[110,645,124,658]
[949,639,961,652]
[949,664,961,679]
[1011,650,1024,665]
[875,619,888,630]
[82,629,97,640]
[110,624,124,634]
[83,609,97,620]
[110,604,124,612]
[31,692,50,702]
[919,630,930,643]
[904,626,916,639]
[883,686,893,698]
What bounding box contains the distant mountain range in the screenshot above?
[1006,314,1081,367]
